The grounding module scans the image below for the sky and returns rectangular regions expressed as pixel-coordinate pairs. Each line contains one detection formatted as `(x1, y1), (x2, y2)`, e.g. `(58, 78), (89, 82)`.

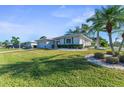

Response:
(0, 5), (119, 42)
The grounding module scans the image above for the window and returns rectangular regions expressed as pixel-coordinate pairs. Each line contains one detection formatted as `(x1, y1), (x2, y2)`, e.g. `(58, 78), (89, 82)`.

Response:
(66, 39), (71, 44)
(56, 41), (60, 45)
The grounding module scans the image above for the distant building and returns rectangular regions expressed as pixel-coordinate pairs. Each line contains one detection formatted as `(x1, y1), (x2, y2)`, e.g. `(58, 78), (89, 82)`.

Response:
(36, 33), (92, 49)
(21, 41), (37, 49)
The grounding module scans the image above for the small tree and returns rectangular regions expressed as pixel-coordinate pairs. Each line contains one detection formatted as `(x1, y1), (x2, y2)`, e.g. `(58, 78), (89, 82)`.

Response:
(118, 33), (124, 53)
(40, 36), (47, 39)
(87, 6), (124, 55)
(0, 42), (2, 47)
(87, 9), (103, 49)
(11, 36), (20, 48)
(99, 37), (109, 47)
(2, 40), (10, 48)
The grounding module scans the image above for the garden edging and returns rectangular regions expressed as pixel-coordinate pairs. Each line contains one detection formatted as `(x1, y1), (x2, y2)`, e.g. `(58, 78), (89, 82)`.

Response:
(85, 54), (124, 70)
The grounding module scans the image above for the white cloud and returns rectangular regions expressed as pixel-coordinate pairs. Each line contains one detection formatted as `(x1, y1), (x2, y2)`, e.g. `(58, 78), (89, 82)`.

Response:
(0, 21), (27, 34)
(0, 21), (23, 28)
(66, 9), (94, 27)
(59, 5), (66, 9)
(0, 21), (35, 41)
(52, 6), (94, 28)
(51, 6), (76, 18)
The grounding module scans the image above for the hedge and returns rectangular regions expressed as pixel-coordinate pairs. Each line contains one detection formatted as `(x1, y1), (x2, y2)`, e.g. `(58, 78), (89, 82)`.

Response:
(106, 57), (119, 64)
(94, 52), (104, 59)
(119, 55), (124, 63)
(57, 44), (83, 49)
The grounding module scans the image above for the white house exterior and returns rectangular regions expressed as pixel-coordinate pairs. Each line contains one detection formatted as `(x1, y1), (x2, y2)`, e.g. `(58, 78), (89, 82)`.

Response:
(21, 41), (37, 48)
(36, 33), (92, 49)
(36, 39), (53, 49)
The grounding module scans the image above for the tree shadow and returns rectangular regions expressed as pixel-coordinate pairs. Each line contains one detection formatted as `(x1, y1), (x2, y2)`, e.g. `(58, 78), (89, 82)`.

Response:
(0, 54), (100, 79)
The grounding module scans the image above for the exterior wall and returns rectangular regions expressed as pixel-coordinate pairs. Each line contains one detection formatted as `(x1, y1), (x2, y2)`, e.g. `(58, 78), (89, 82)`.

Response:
(59, 39), (64, 45)
(79, 38), (83, 44)
(81, 38), (92, 47)
(37, 40), (53, 49)
(58, 37), (82, 45)
(85, 40), (91, 46)
(64, 37), (72, 44)
(36, 34), (92, 49)
(73, 37), (80, 44)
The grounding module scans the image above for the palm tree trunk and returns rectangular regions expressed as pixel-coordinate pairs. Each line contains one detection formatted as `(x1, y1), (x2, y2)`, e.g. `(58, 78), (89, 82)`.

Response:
(96, 31), (100, 49)
(108, 33), (115, 55)
(118, 39), (124, 53)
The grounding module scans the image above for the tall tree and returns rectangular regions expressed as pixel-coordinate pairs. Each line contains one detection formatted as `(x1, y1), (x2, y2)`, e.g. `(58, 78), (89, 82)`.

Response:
(11, 36), (20, 48)
(81, 24), (90, 33)
(99, 6), (124, 55)
(66, 24), (91, 36)
(118, 33), (124, 53)
(87, 9), (103, 49)
(2, 40), (10, 48)
(66, 29), (74, 34)
(0, 42), (2, 47)
(40, 36), (47, 39)
(73, 26), (81, 33)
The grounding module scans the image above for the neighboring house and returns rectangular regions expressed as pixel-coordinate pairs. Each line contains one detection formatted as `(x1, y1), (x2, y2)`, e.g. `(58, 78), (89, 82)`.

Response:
(36, 38), (53, 49)
(21, 41), (37, 49)
(36, 33), (92, 49)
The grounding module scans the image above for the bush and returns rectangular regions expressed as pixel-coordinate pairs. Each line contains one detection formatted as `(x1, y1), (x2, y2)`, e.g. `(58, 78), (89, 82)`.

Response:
(106, 57), (119, 64)
(94, 52), (104, 59)
(119, 55), (124, 63)
(106, 51), (113, 55)
(113, 51), (119, 57)
(57, 44), (83, 49)
(99, 37), (109, 47)
(106, 51), (119, 57)
(30, 63), (42, 79)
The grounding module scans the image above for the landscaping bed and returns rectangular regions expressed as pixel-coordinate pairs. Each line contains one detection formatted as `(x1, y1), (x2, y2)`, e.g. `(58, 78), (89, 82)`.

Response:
(85, 51), (124, 70)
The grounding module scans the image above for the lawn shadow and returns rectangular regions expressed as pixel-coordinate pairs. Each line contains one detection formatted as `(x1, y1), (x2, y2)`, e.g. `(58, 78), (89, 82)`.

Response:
(0, 54), (100, 79)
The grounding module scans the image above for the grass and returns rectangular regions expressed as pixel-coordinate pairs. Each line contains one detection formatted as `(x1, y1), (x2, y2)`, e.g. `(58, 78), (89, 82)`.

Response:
(0, 49), (124, 87)
(0, 48), (17, 52)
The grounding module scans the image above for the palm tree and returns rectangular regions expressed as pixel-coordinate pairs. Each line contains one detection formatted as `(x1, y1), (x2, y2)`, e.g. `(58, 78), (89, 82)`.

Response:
(99, 6), (124, 55)
(66, 29), (73, 34)
(2, 40), (10, 48)
(81, 24), (92, 37)
(66, 26), (81, 34)
(40, 36), (47, 39)
(66, 24), (91, 37)
(11, 36), (20, 48)
(88, 6), (124, 55)
(118, 33), (124, 53)
(73, 26), (81, 33)
(81, 24), (90, 33)
(87, 9), (103, 49)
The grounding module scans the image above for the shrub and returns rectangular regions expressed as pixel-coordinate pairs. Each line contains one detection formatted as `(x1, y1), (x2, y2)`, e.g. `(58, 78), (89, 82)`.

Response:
(85, 46), (91, 48)
(30, 63), (42, 79)
(106, 57), (119, 64)
(57, 44), (84, 49)
(119, 55), (124, 63)
(106, 51), (119, 57)
(94, 52), (104, 59)
(106, 51), (113, 55)
(113, 51), (119, 57)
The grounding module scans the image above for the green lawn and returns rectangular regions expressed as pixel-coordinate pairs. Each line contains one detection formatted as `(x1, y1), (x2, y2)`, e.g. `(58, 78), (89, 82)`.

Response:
(0, 48), (17, 52)
(0, 49), (124, 87)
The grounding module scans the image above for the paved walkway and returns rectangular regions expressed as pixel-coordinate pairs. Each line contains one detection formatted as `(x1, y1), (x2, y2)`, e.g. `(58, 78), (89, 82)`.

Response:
(56, 48), (88, 51)
(85, 54), (124, 70)
(0, 49), (25, 54)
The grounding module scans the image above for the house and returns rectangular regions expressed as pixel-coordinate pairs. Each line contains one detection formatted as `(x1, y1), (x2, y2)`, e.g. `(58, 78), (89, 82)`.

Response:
(36, 33), (92, 49)
(21, 41), (37, 49)
(36, 38), (53, 49)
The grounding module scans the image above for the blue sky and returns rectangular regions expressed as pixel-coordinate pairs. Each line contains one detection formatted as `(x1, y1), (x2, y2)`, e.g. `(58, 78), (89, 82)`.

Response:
(0, 5), (119, 42)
